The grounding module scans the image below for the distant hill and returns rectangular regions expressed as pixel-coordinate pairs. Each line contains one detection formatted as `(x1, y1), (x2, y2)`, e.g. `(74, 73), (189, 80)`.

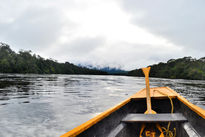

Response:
(99, 67), (127, 75)
(128, 57), (205, 80)
(78, 64), (127, 75)
(0, 42), (107, 75)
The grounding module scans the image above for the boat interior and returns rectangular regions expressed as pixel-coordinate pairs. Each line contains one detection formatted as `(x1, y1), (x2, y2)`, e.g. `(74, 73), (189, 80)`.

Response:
(77, 97), (204, 137)
(61, 68), (205, 137)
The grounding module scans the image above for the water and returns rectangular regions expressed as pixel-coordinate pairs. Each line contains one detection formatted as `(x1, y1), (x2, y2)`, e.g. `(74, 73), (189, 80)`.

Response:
(0, 74), (204, 137)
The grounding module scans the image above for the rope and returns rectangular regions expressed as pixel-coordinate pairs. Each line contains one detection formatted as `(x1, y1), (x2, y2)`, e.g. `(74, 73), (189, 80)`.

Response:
(153, 90), (176, 137)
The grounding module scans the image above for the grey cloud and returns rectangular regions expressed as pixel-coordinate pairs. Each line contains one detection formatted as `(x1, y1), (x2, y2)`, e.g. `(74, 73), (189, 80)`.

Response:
(120, 0), (205, 56)
(74, 42), (184, 70)
(1, 0), (203, 70)
(50, 36), (106, 62)
(0, 4), (65, 52)
(65, 37), (105, 55)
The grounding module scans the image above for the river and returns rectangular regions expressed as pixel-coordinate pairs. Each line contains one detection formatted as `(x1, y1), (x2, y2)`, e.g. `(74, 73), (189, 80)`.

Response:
(0, 74), (204, 137)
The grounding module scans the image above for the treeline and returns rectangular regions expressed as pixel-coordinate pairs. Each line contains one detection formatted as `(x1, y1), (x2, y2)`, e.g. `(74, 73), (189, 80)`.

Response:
(79, 64), (128, 75)
(0, 43), (107, 75)
(128, 57), (205, 80)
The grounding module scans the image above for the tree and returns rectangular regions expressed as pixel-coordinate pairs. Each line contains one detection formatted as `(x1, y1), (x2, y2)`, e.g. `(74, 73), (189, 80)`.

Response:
(0, 43), (107, 75)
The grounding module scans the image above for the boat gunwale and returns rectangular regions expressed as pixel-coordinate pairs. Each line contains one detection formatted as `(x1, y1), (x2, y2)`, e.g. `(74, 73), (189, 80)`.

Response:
(61, 87), (205, 137)
(166, 87), (205, 119)
(60, 97), (131, 137)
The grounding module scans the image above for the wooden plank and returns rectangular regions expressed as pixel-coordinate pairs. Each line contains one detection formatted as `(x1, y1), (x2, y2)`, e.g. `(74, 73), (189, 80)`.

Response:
(182, 122), (201, 137)
(107, 123), (125, 137)
(122, 113), (187, 123)
(131, 87), (177, 99)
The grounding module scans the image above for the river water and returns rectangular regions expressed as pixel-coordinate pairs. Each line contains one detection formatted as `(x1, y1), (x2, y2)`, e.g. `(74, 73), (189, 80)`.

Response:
(0, 74), (204, 137)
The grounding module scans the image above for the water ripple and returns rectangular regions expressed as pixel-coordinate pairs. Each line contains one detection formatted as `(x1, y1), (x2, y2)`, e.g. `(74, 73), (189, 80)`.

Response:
(0, 74), (204, 137)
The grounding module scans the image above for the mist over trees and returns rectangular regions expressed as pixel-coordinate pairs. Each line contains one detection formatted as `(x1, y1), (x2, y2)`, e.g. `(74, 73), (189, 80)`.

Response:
(0, 42), (107, 75)
(128, 57), (205, 80)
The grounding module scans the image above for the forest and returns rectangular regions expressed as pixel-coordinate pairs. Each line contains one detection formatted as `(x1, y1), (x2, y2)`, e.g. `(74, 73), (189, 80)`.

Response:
(1, 42), (205, 80)
(128, 57), (205, 80)
(0, 43), (107, 75)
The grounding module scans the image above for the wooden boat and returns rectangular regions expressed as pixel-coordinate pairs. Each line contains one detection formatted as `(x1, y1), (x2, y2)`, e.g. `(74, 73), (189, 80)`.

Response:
(61, 68), (205, 137)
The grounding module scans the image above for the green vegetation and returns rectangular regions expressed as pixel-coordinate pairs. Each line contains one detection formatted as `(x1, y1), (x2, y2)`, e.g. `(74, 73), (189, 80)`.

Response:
(128, 57), (205, 80)
(0, 42), (107, 75)
(1, 42), (205, 80)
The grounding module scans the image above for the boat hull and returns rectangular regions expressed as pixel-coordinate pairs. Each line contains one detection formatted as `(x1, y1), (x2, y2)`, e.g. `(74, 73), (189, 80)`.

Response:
(61, 87), (205, 137)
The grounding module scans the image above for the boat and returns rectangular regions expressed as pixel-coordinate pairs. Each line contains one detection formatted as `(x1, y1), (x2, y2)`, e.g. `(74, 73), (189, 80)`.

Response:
(61, 67), (205, 137)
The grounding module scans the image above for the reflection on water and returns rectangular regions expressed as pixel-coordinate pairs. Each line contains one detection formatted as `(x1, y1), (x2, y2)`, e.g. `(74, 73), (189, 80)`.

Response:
(0, 74), (204, 137)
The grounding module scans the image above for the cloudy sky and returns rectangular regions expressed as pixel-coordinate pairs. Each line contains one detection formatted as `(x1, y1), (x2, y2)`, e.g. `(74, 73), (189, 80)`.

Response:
(0, 0), (204, 70)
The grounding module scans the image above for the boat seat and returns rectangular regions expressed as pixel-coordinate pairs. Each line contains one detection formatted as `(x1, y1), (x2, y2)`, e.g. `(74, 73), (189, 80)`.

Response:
(122, 113), (187, 123)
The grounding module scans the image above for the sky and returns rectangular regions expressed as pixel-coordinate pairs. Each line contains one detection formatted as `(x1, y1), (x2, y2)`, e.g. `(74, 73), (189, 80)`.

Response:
(0, 0), (204, 70)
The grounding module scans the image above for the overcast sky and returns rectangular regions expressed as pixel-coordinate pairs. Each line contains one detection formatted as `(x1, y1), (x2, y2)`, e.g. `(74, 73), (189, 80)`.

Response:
(0, 0), (204, 70)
